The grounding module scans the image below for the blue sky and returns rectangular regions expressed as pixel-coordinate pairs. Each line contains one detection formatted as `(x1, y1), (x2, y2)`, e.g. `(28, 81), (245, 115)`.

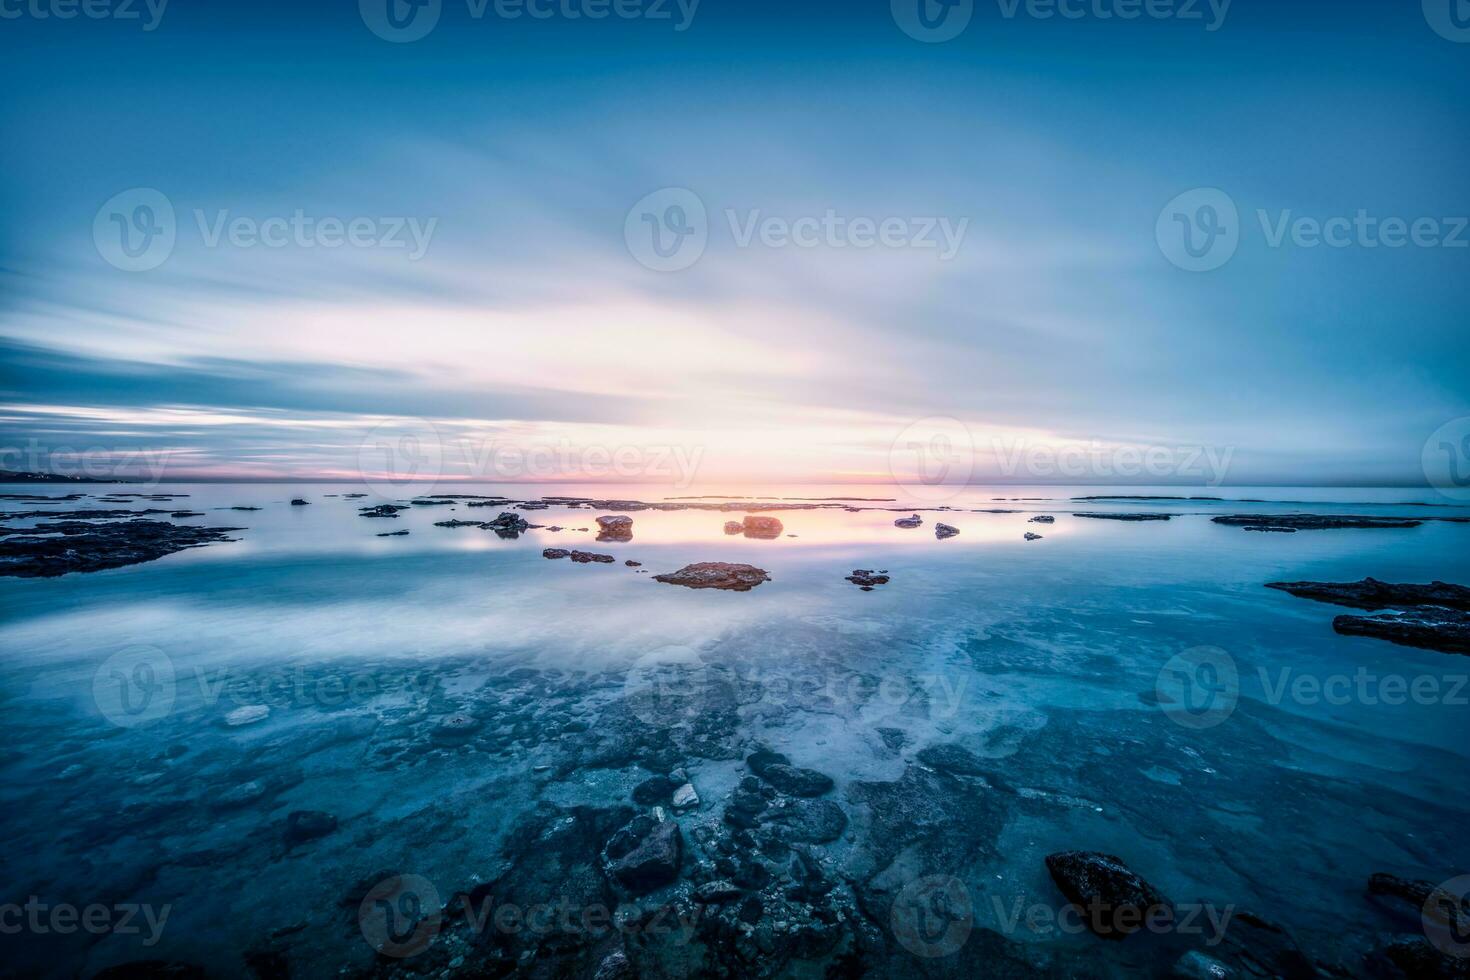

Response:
(1, 0), (1467, 484)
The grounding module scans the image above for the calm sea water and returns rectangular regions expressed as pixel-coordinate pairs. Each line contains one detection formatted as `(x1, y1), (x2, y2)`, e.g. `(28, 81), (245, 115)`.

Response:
(2, 484), (1468, 977)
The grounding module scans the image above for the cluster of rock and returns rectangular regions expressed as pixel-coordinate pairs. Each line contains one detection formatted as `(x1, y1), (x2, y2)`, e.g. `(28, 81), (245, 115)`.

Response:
(1267, 578), (1470, 654)
(0, 519), (243, 578)
(543, 549), (616, 564)
(433, 512), (536, 538)
(846, 569), (890, 591)
(1216, 514), (1422, 532)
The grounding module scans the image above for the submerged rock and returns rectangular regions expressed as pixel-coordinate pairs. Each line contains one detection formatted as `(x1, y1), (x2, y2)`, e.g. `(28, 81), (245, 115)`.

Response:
(759, 763), (834, 797)
(894, 514), (923, 529)
(934, 523), (960, 539)
(222, 704), (270, 728)
(284, 810), (337, 844)
(1044, 851), (1169, 940)
(723, 521), (745, 535)
(602, 814), (683, 895)
(846, 569), (890, 590)
(0, 520), (243, 578)
(654, 562), (771, 591)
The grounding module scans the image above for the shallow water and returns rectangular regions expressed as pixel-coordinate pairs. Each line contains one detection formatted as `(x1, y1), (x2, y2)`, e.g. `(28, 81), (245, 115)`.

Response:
(2, 483), (1468, 977)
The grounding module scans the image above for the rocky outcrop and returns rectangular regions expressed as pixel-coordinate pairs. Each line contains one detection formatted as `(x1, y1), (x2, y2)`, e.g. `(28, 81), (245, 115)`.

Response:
(570, 551), (616, 564)
(290, 498), (310, 506)
(934, 523), (959, 539)
(1333, 607), (1470, 654)
(893, 514), (923, 529)
(1213, 514), (1421, 531)
(758, 763), (834, 797)
(654, 563), (770, 591)
(1073, 513), (1172, 522)
(1044, 851), (1169, 940)
(742, 515), (784, 539)
(0, 520), (242, 578)
(601, 814), (682, 895)
(846, 569), (890, 590)
(1267, 578), (1470, 612)
(596, 515), (634, 542)
(358, 504), (409, 518)
(1030, 515), (1055, 523)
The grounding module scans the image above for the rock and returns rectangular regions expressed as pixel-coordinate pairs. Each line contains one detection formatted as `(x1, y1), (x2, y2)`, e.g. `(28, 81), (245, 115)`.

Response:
(625, 560), (642, 567)
(0, 520), (243, 578)
(1373, 935), (1470, 980)
(742, 515), (784, 539)
(431, 713), (482, 743)
(596, 516), (634, 542)
(1213, 514), (1420, 530)
(694, 880), (743, 904)
(376, 530), (410, 537)
(1044, 851), (1169, 940)
(602, 814), (683, 895)
(434, 519), (485, 528)
(745, 750), (790, 777)
(724, 521), (745, 535)
(223, 705), (270, 727)
(592, 949), (633, 980)
(1024, 532), (1043, 541)
(672, 783), (700, 809)
(934, 523), (959, 539)
(916, 743), (989, 777)
(483, 512), (532, 537)
(763, 798), (847, 844)
(289, 498), (309, 506)
(284, 810), (337, 844)
(1267, 578), (1470, 612)
(543, 548), (571, 560)
(1332, 607), (1470, 654)
(1030, 515), (1055, 524)
(846, 569), (890, 590)
(632, 775), (675, 805)
(410, 498), (454, 506)
(654, 562), (771, 592)
(759, 764), (834, 797)
(570, 551), (616, 564)
(893, 514), (923, 529)
(1073, 513), (1172, 521)
(358, 504), (409, 518)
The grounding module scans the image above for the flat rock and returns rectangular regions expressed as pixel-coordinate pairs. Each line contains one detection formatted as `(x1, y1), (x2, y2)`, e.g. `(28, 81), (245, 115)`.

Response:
(758, 763), (834, 797)
(1029, 515), (1055, 524)
(1213, 514), (1420, 530)
(1073, 513), (1172, 522)
(358, 504), (409, 518)
(1044, 851), (1169, 940)
(654, 562), (770, 591)
(893, 514), (923, 529)
(570, 550), (616, 564)
(1333, 607), (1470, 654)
(1267, 578), (1470, 612)
(0, 520), (242, 578)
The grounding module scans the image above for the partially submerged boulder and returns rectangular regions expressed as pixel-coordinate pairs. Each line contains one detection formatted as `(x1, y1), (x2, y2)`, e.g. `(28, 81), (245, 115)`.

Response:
(1044, 851), (1169, 940)
(602, 814), (682, 895)
(654, 563), (770, 591)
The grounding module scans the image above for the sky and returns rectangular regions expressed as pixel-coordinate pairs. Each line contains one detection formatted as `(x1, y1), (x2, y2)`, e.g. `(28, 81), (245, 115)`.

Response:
(1, 0), (1467, 486)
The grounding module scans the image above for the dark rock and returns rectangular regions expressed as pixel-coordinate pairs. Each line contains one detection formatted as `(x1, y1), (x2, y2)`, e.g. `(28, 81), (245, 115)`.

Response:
(289, 498), (309, 506)
(916, 743), (990, 777)
(1267, 578), (1470, 612)
(358, 504), (409, 518)
(694, 880), (743, 904)
(1030, 515), (1055, 523)
(1024, 532), (1043, 541)
(654, 562), (771, 591)
(228, 506), (262, 511)
(894, 514), (923, 528)
(602, 815), (683, 895)
(483, 512), (532, 537)
(410, 498), (454, 506)
(1073, 512), (1172, 521)
(570, 550), (616, 564)
(284, 810), (337, 844)
(625, 560), (642, 567)
(759, 763), (834, 797)
(846, 569), (890, 590)
(1333, 607), (1470, 654)
(376, 530), (410, 537)
(1213, 514), (1420, 530)
(934, 522), (960, 539)
(434, 519), (485, 528)
(1373, 935), (1470, 980)
(1044, 851), (1169, 940)
(745, 750), (790, 777)
(632, 775), (676, 805)
(0, 520), (243, 578)
(543, 548), (571, 560)
(763, 797), (848, 843)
